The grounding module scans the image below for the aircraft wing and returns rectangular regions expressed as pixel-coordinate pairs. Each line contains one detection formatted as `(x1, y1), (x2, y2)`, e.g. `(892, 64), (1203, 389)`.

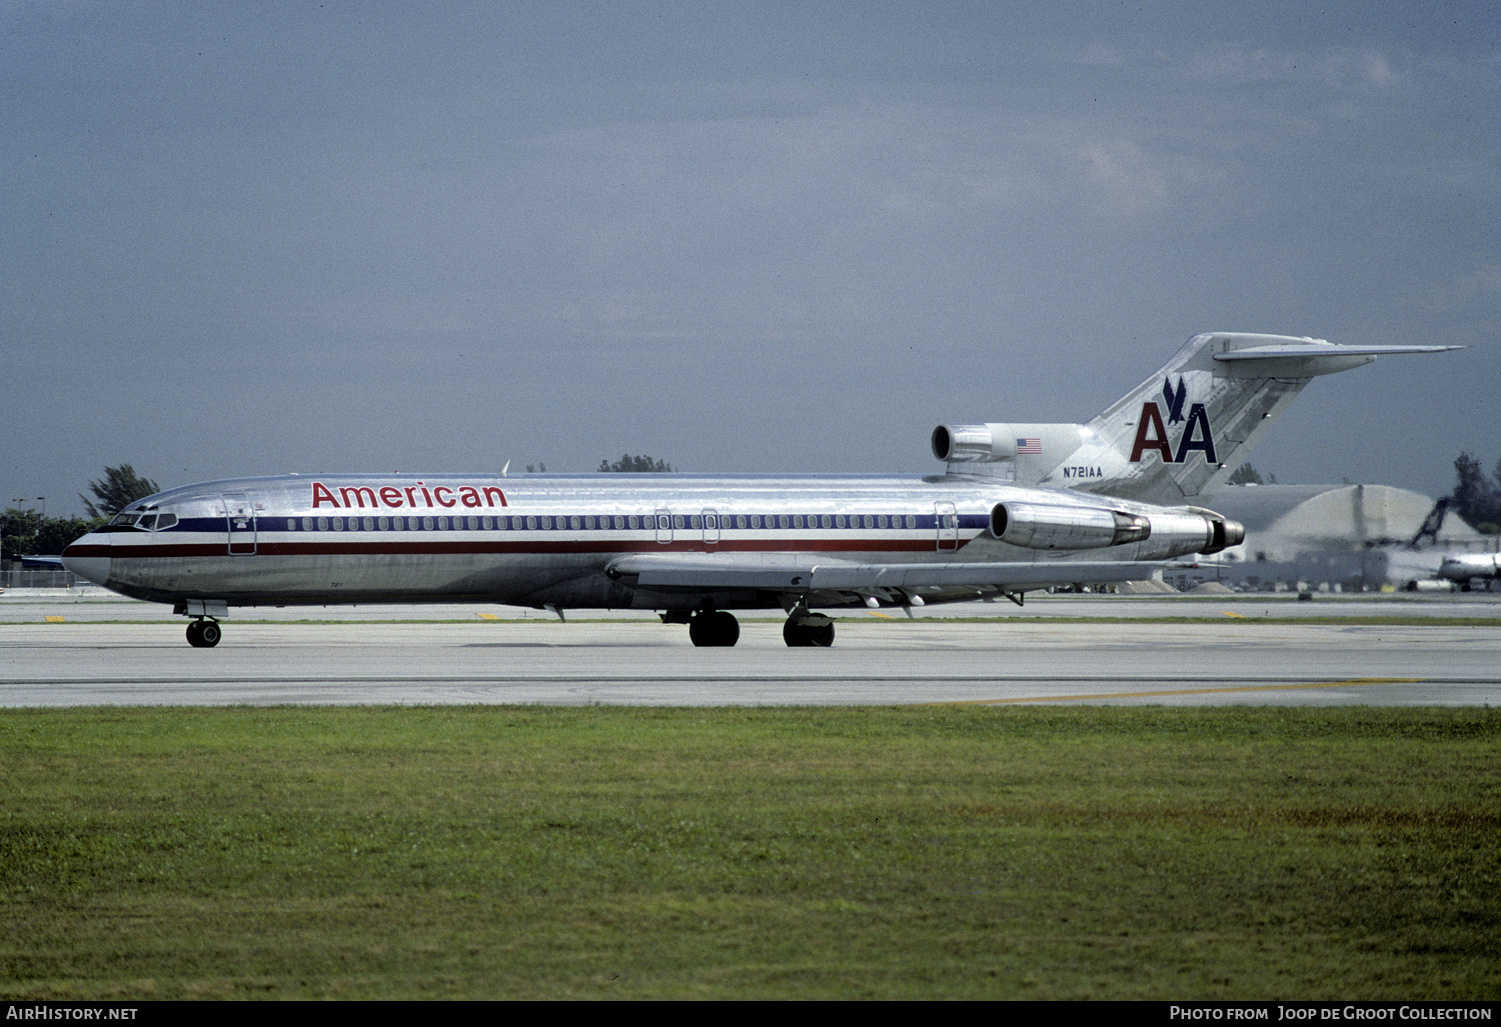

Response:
(607, 553), (1181, 593)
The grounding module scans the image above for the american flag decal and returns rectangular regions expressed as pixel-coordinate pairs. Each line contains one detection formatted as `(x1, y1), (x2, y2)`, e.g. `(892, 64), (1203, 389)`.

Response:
(1016, 437), (1042, 455)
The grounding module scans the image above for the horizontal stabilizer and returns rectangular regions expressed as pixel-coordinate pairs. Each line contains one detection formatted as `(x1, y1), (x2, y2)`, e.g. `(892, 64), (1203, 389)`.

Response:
(1036, 332), (1465, 504)
(1213, 343), (1461, 361)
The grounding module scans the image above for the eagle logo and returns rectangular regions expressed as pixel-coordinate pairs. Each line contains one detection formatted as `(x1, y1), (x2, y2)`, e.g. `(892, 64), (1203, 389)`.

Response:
(1162, 376), (1188, 425)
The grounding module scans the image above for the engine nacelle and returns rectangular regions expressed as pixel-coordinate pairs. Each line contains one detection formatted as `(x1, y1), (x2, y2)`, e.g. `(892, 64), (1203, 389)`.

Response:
(990, 502), (1150, 550)
(989, 502), (1244, 557)
(1137, 508), (1245, 558)
(934, 424), (1013, 463)
(931, 422), (1087, 463)
(1194, 508), (1246, 555)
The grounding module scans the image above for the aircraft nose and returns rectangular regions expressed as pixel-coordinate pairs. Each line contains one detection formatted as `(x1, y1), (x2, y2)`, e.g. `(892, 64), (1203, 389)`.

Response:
(61, 532), (111, 586)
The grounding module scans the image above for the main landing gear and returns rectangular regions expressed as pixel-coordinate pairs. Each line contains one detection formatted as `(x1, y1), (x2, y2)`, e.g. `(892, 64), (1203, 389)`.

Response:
(782, 611), (835, 648)
(186, 619), (221, 648)
(675, 608), (836, 648)
(687, 609), (740, 647)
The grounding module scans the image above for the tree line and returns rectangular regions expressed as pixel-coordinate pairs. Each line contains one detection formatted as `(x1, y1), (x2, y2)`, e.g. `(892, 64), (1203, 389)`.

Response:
(598, 454), (673, 473)
(2, 465), (160, 560)
(1451, 452), (1501, 533)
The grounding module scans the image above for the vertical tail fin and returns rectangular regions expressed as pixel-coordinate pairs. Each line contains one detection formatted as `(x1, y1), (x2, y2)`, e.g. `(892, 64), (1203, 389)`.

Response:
(932, 333), (1460, 504)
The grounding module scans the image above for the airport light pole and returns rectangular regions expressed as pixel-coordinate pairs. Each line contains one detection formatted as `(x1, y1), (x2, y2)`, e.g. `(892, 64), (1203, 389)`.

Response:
(5, 499), (37, 582)
(5, 501), (27, 584)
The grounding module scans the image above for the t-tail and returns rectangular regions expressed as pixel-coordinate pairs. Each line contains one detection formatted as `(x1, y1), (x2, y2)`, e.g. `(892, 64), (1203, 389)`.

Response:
(930, 332), (1460, 505)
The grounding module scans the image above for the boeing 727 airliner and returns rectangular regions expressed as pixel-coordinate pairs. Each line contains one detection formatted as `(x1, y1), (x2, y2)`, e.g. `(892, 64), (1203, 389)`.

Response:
(62, 333), (1457, 647)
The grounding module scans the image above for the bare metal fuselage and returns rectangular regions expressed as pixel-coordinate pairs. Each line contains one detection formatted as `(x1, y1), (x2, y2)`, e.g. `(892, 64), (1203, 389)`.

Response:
(64, 471), (1213, 613)
(60, 332), (1458, 648)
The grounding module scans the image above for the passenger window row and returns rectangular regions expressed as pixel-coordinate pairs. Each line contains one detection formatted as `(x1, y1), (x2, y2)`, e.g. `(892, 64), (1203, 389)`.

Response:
(285, 512), (929, 532)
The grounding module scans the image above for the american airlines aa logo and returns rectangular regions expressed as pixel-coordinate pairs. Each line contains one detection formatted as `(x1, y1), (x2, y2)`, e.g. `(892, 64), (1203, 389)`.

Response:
(1128, 376), (1217, 464)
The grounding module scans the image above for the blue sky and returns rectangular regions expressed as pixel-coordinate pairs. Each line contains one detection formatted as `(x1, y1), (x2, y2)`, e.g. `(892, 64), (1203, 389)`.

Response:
(4, 1), (1497, 517)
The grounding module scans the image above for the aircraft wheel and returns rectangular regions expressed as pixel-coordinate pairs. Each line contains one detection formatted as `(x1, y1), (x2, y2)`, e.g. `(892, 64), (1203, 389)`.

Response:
(710, 611), (740, 647)
(689, 610), (740, 647)
(783, 614), (834, 648)
(187, 620), (221, 648)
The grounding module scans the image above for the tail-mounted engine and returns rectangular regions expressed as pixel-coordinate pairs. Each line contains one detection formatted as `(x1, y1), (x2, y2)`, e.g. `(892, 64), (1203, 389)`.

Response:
(932, 422), (1087, 464)
(989, 501), (1243, 557)
(990, 502), (1149, 550)
(1189, 506), (1246, 555)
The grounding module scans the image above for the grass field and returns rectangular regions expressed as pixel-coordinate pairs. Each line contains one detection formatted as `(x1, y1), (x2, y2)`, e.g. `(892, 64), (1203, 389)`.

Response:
(1, 706), (1497, 1000)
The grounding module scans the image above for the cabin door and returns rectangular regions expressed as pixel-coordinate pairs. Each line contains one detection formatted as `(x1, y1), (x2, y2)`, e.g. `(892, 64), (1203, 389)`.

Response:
(223, 493), (258, 555)
(934, 501), (959, 552)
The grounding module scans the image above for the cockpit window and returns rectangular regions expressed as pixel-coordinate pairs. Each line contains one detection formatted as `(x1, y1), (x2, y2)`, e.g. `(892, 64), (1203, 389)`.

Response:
(107, 509), (177, 531)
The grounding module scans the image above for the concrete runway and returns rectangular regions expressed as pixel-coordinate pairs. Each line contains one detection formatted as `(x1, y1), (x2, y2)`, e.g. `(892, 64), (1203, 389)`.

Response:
(2, 591), (1498, 706)
(3, 585), (1498, 620)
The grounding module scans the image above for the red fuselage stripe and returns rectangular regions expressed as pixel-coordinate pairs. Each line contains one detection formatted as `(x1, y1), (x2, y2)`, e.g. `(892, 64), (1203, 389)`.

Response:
(96, 537), (944, 559)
